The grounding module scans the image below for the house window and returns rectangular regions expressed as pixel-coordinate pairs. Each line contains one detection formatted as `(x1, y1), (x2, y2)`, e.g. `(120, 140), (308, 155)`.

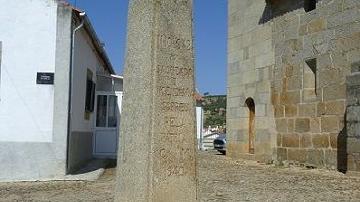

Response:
(95, 95), (118, 128)
(96, 95), (107, 127)
(85, 69), (96, 115)
(304, 0), (316, 12)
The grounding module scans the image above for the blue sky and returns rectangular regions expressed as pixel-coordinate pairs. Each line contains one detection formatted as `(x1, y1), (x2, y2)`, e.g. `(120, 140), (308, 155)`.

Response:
(68, 0), (227, 95)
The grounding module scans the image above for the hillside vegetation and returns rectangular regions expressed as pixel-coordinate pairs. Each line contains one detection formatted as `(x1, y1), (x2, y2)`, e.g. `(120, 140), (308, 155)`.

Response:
(201, 95), (226, 128)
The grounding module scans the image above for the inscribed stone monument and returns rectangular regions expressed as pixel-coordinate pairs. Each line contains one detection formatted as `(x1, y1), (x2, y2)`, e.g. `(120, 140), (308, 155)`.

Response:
(115, 0), (197, 201)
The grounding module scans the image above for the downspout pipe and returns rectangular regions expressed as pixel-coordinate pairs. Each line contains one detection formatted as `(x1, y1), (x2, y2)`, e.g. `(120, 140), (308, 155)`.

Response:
(66, 11), (86, 173)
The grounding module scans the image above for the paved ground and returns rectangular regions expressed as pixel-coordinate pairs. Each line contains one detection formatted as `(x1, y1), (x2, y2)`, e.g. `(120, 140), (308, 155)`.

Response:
(0, 169), (115, 202)
(198, 151), (360, 201)
(1, 151), (360, 201)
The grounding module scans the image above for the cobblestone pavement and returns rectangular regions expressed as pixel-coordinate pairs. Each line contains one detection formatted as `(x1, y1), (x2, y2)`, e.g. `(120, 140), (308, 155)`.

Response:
(1, 151), (360, 201)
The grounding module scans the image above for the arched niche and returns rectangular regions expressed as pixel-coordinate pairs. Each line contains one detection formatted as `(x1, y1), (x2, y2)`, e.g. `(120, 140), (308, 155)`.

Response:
(245, 98), (255, 154)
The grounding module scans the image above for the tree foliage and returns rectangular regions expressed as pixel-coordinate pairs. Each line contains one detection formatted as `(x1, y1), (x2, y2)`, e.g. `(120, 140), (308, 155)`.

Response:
(202, 95), (227, 128)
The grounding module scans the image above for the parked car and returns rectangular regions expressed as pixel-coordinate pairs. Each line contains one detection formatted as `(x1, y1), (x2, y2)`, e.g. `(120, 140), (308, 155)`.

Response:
(213, 134), (226, 154)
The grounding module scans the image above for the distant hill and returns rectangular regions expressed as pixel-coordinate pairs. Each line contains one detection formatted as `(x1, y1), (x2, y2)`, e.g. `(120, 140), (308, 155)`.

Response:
(201, 95), (227, 128)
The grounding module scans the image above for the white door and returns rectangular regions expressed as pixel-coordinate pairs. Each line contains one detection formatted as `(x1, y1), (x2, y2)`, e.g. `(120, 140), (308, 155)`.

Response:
(93, 93), (121, 158)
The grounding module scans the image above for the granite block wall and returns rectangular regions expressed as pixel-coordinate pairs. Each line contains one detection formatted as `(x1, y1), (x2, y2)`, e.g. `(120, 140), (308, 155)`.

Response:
(346, 72), (360, 171)
(227, 0), (276, 162)
(228, 0), (360, 170)
(272, 0), (360, 169)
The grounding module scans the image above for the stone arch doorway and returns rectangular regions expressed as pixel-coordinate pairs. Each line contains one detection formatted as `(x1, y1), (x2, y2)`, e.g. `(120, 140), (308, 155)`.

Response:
(245, 98), (255, 154)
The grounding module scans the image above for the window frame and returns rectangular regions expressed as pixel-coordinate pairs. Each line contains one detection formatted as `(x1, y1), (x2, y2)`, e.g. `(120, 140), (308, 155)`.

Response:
(85, 69), (96, 114)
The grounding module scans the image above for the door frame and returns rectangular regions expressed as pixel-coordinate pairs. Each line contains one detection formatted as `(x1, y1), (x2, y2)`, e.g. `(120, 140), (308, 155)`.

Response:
(93, 91), (120, 158)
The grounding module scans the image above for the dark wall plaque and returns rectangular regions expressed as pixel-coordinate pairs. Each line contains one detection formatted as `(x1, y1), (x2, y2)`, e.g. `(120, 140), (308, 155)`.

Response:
(36, 72), (54, 85)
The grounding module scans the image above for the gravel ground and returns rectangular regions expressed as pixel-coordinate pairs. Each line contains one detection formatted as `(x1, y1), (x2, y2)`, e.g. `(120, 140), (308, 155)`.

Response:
(198, 151), (360, 202)
(0, 168), (115, 202)
(1, 151), (360, 201)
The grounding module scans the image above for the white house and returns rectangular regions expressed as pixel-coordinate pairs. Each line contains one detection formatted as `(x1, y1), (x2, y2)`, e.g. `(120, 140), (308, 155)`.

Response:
(195, 92), (204, 150)
(0, 0), (123, 181)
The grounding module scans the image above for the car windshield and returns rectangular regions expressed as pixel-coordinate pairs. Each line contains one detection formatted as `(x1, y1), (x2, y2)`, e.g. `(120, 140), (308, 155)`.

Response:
(217, 133), (226, 139)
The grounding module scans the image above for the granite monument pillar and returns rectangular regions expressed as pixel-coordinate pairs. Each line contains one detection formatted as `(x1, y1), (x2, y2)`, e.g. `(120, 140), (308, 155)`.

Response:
(115, 0), (197, 201)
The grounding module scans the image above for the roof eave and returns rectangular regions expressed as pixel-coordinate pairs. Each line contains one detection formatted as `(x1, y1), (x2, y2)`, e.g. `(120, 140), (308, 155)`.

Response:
(72, 10), (116, 75)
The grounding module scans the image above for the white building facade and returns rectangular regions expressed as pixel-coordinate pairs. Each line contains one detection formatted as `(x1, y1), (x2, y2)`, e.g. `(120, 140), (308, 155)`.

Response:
(0, 0), (122, 181)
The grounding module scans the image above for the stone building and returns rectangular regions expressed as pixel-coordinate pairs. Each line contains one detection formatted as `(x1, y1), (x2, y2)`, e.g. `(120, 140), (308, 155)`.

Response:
(227, 0), (360, 172)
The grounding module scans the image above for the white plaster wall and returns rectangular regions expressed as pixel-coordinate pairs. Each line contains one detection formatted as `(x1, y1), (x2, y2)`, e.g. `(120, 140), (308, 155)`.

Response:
(67, 28), (112, 172)
(196, 106), (204, 150)
(71, 29), (103, 132)
(196, 107), (203, 140)
(0, 0), (57, 142)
